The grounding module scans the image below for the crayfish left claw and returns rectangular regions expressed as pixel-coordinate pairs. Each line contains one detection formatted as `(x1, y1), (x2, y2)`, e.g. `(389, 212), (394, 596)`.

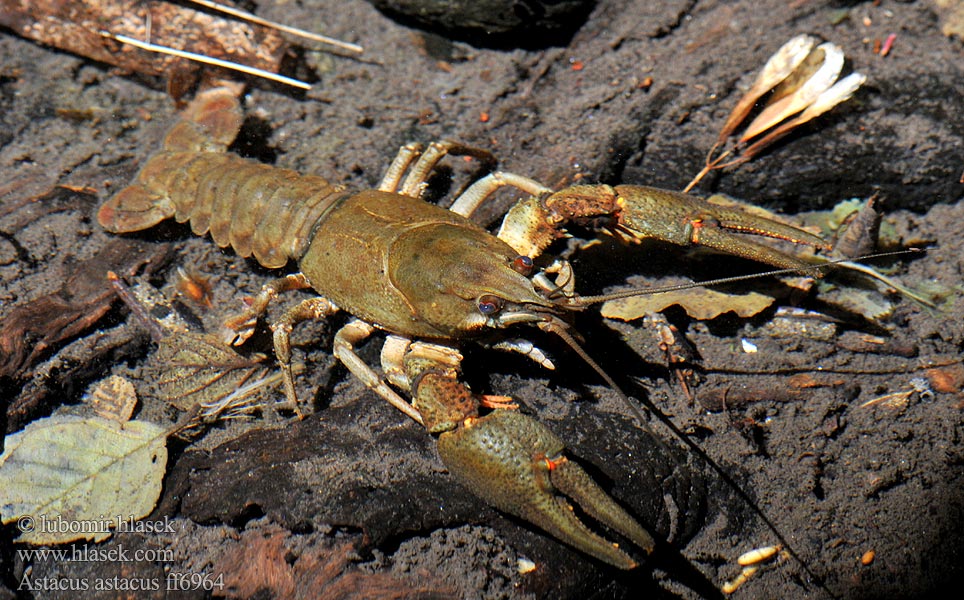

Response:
(437, 409), (654, 569)
(610, 185), (831, 273)
(500, 184), (831, 275)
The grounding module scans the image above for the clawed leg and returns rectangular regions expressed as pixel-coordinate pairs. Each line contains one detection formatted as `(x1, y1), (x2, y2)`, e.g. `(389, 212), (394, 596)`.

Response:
(378, 143), (423, 192)
(335, 320), (423, 425)
(400, 141), (496, 197)
(392, 343), (654, 568)
(438, 410), (655, 569)
(498, 183), (831, 272)
(448, 171), (553, 218)
(378, 140), (497, 198)
(612, 185), (831, 272)
(380, 140), (553, 220)
(222, 273), (315, 345)
(269, 296), (338, 416)
(218, 272), (342, 416)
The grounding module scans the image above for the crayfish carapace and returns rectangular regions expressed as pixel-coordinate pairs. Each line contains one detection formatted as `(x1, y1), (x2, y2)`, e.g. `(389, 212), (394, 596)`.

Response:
(98, 87), (830, 569)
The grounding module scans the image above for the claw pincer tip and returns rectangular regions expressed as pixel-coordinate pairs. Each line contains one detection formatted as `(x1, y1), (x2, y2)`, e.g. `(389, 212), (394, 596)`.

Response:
(437, 410), (653, 569)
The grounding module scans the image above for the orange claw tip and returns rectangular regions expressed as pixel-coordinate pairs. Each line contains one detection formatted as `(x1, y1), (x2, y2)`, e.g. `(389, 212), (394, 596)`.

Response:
(438, 410), (653, 570)
(479, 394), (517, 410)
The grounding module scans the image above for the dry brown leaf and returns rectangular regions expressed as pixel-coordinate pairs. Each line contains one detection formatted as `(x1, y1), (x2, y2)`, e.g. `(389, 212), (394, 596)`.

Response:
(925, 363), (964, 393)
(741, 72), (866, 160)
(147, 332), (269, 411)
(689, 35), (865, 192)
(88, 375), (138, 422)
(601, 287), (775, 321)
(741, 43), (844, 141)
(934, 0), (964, 40)
(717, 34), (819, 142)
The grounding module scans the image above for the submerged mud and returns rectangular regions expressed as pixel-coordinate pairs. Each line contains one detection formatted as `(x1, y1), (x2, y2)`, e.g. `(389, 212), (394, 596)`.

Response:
(2, 1), (962, 598)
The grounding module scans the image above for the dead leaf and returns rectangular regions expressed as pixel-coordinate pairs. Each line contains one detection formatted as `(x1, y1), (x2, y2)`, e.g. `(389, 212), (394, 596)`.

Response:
(820, 286), (895, 321)
(602, 287), (775, 321)
(688, 36), (865, 191)
(741, 71), (865, 163)
(87, 375), (138, 422)
(832, 196), (882, 258)
(926, 363), (964, 393)
(147, 332), (269, 411)
(934, 0), (964, 40)
(0, 414), (167, 544)
(717, 34), (819, 142)
(741, 43), (844, 141)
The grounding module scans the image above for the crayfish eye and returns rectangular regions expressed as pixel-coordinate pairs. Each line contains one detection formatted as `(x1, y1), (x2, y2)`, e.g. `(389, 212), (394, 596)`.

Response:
(477, 294), (504, 315)
(511, 255), (534, 275)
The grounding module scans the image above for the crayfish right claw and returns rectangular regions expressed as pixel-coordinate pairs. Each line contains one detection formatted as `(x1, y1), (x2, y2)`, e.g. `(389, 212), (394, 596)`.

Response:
(437, 409), (654, 569)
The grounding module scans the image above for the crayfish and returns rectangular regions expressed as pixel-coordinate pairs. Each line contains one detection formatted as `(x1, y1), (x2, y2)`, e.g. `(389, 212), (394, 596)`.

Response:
(98, 87), (830, 569)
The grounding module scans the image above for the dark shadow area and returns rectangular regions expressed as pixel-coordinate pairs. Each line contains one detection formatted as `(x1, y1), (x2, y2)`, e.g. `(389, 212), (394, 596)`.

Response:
(367, 0), (597, 50)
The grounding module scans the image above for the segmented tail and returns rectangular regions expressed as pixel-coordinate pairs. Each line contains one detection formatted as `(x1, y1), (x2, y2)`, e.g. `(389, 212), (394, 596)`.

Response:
(98, 87), (346, 269)
(97, 87), (243, 234)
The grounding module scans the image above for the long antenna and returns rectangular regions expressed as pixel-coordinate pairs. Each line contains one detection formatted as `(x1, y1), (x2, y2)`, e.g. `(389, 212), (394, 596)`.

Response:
(570, 249), (925, 307)
(540, 315), (838, 597)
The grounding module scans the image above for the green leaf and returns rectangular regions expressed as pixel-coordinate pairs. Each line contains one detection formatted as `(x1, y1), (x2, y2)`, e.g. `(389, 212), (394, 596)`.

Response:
(0, 414), (167, 544)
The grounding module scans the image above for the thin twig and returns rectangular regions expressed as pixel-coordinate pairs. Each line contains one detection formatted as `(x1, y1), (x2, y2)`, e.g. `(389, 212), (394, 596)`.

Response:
(184, 0), (363, 53)
(100, 31), (313, 90)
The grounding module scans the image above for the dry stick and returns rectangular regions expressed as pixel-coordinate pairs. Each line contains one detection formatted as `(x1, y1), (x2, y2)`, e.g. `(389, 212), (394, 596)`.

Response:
(704, 357), (964, 377)
(107, 271), (167, 342)
(682, 142), (771, 194)
(99, 31), (314, 90)
(183, 0), (363, 53)
(682, 142), (734, 193)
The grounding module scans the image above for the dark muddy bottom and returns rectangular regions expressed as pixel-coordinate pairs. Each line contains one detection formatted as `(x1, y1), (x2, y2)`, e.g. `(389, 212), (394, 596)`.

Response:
(1, 1), (962, 599)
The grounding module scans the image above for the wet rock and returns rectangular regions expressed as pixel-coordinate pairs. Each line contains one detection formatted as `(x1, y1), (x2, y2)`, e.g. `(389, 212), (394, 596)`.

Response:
(160, 393), (707, 579)
(363, 0), (596, 47)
